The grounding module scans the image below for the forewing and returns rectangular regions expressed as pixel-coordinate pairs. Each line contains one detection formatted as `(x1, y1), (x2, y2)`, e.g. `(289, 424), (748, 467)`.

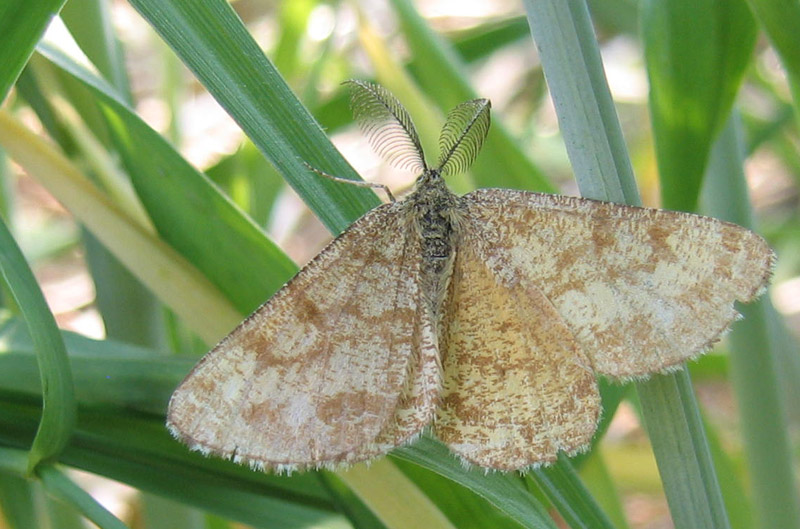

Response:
(435, 228), (600, 470)
(460, 189), (775, 379)
(167, 202), (437, 471)
(345, 297), (441, 461)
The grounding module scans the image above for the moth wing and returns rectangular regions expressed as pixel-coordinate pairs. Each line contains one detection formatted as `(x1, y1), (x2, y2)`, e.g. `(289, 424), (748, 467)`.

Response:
(167, 202), (438, 471)
(460, 189), (775, 379)
(435, 219), (600, 469)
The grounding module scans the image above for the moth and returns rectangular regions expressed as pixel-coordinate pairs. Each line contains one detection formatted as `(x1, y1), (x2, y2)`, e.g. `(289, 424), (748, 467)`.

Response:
(167, 80), (774, 472)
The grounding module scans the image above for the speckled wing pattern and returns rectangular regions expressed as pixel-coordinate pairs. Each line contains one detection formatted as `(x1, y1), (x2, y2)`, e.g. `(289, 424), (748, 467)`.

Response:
(434, 188), (773, 468)
(166, 201), (440, 472)
(458, 189), (775, 378)
(436, 228), (600, 469)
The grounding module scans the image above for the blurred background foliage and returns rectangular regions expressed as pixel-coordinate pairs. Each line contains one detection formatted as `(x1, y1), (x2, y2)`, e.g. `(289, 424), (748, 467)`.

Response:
(0, 0), (798, 528)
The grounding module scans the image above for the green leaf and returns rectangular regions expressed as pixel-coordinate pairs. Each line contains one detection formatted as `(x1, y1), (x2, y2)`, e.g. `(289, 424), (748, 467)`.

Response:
(522, 0), (639, 205)
(0, 471), (40, 529)
(205, 141), (286, 228)
(58, 0), (163, 351)
(0, 448), (31, 483)
(0, 0), (65, 101)
(531, 455), (617, 529)
(641, 0), (757, 211)
(451, 17), (531, 63)
(60, 0), (131, 98)
(0, 217), (76, 473)
(702, 114), (800, 529)
(0, 350), (188, 417)
(575, 454), (630, 529)
(35, 43), (297, 316)
(318, 472), (390, 529)
(745, 0), (800, 126)
(273, 0), (316, 81)
(636, 371), (730, 529)
(0, 404), (347, 529)
(394, 438), (558, 529)
(393, 459), (528, 529)
(701, 413), (753, 529)
(338, 460), (458, 529)
(38, 465), (130, 529)
(0, 109), (241, 343)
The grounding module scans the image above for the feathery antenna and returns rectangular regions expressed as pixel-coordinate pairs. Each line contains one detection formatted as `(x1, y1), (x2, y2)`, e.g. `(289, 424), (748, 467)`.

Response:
(436, 99), (491, 176)
(344, 80), (427, 174)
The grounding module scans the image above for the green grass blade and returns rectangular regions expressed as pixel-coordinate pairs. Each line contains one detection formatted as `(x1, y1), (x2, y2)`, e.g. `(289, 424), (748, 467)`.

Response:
(585, 0), (640, 36)
(205, 141), (286, 228)
(338, 461), (457, 529)
(0, 0), (65, 101)
(19, 55), (165, 349)
(35, 43), (297, 315)
(0, 448), (31, 481)
(0, 473), (40, 529)
(0, 403), (349, 529)
(636, 371), (730, 529)
(0, 217), (76, 473)
(388, 0), (553, 193)
(701, 413), (753, 529)
(0, 109), (241, 343)
(523, 0), (639, 205)
(392, 459), (529, 529)
(60, 0), (131, 99)
(576, 454), (630, 529)
(702, 114), (800, 529)
(394, 438), (558, 529)
(38, 465), (130, 529)
(127, 0), (380, 235)
(82, 234), (167, 348)
(530, 455), (617, 529)
(273, 0), (315, 82)
(57, 0), (164, 351)
(746, 0), (800, 126)
(452, 17), (530, 63)
(14, 67), (79, 155)
(0, 351), (189, 417)
(641, 0), (757, 212)
(523, 1), (734, 528)
(318, 472), (391, 529)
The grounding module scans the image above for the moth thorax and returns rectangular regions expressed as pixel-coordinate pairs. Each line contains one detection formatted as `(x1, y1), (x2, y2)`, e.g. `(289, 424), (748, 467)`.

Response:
(404, 170), (459, 319)
(411, 172), (457, 258)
